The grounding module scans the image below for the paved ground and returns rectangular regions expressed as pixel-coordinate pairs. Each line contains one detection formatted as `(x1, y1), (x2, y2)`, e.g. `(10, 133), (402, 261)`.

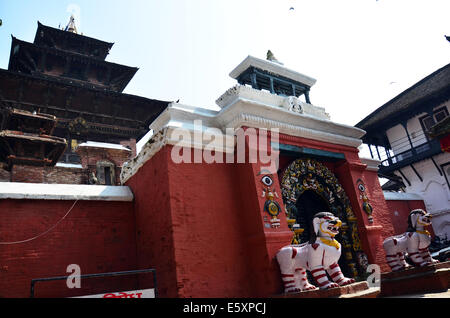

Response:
(386, 289), (450, 298)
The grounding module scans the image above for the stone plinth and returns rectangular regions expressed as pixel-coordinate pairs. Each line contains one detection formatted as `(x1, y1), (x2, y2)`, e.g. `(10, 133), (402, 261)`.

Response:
(380, 261), (450, 297)
(273, 281), (380, 298)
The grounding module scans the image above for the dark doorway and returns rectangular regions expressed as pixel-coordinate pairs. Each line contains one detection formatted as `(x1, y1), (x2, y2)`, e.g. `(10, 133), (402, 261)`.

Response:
(294, 190), (330, 244)
(104, 166), (112, 185)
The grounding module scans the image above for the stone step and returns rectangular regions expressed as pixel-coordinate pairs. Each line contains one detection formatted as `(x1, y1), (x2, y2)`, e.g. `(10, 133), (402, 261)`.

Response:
(273, 281), (380, 298)
(380, 261), (450, 297)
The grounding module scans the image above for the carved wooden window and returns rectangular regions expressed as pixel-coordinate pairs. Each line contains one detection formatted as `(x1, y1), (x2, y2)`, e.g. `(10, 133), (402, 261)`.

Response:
(419, 106), (449, 133)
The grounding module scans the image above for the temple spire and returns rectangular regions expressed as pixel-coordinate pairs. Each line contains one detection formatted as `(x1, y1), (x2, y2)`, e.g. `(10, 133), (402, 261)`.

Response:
(64, 14), (78, 34)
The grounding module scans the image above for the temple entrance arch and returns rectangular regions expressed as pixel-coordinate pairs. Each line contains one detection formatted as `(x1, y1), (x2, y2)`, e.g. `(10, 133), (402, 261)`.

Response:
(280, 158), (369, 279)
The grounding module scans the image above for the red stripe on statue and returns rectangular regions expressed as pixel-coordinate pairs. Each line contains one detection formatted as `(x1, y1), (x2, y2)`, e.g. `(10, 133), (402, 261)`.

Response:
(283, 280), (295, 285)
(311, 268), (324, 275)
(281, 274), (294, 278)
(314, 274), (327, 280)
(331, 271), (342, 279)
(329, 263), (339, 269)
(291, 248), (297, 259)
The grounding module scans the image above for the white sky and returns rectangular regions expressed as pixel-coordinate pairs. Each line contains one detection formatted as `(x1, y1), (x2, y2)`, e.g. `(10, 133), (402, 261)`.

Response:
(114, 0), (450, 127)
(1, 0), (449, 151)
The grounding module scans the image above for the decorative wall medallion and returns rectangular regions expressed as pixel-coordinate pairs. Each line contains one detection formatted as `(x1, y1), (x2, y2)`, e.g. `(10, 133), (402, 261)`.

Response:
(357, 179), (373, 223)
(260, 174), (282, 228)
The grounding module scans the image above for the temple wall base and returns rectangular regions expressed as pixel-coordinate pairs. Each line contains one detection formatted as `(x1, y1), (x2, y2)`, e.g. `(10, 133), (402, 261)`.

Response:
(380, 261), (450, 297)
(273, 281), (380, 298)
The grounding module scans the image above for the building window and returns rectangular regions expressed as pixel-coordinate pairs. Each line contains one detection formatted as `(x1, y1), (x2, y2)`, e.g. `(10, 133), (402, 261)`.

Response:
(96, 160), (115, 185)
(419, 106), (449, 132)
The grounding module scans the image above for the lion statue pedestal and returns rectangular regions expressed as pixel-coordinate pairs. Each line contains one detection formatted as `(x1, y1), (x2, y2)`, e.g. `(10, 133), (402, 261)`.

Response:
(276, 212), (355, 293)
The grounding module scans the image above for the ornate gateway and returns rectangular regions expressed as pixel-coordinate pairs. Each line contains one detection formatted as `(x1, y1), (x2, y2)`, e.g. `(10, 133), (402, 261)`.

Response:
(280, 158), (368, 279)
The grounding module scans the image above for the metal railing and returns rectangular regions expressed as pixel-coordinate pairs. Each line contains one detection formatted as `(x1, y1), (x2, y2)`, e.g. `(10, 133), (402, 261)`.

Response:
(378, 139), (442, 174)
(30, 268), (157, 298)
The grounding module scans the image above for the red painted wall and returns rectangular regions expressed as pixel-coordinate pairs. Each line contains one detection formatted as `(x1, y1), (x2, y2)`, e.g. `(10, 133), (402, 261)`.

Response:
(126, 146), (261, 297)
(125, 147), (179, 297)
(385, 199), (430, 236)
(125, 129), (397, 297)
(0, 199), (137, 298)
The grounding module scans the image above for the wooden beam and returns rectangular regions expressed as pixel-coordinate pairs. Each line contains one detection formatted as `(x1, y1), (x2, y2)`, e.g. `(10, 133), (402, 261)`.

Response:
(410, 164), (423, 182)
(397, 168), (411, 186)
(430, 156), (443, 176)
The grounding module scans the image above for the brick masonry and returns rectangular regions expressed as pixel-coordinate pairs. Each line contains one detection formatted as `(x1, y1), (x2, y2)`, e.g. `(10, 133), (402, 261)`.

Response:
(1, 140), (135, 185)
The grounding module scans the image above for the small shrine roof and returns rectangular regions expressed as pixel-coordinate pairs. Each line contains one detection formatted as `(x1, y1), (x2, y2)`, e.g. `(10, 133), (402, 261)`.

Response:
(229, 55), (317, 88)
(77, 141), (131, 151)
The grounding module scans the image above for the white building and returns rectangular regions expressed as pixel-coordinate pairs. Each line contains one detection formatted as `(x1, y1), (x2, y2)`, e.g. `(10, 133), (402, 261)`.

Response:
(356, 62), (450, 240)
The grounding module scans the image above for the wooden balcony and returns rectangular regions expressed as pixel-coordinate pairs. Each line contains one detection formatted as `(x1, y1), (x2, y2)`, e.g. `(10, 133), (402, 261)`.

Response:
(379, 138), (443, 175)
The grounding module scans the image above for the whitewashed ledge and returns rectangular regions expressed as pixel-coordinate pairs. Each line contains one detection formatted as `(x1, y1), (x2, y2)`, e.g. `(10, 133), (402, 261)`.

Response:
(383, 191), (423, 201)
(0, 182), (134, 201)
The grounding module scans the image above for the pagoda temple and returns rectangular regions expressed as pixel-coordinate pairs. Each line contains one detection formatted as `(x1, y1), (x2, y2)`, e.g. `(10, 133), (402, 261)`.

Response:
(0, 16), (169, 164)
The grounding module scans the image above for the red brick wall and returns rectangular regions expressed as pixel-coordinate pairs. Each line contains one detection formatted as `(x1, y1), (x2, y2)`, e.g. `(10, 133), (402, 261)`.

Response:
(76, 147), (131, 169)
(126, 146), (260, 297)
(125, 147), (178, 297)
(0, 199), (137, 298)
(44, 167), (87, 184)
(8, 165), (88, 184)
(11, 165), (45, 183)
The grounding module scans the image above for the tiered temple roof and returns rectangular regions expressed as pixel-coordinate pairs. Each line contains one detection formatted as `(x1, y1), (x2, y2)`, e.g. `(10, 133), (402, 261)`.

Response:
(1, 18), (170, 163)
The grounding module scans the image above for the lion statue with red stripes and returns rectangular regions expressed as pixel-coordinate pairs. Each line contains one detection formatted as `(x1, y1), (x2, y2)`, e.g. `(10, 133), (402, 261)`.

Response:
(276, 212), (355, 293)
(383, 209), (438, 272)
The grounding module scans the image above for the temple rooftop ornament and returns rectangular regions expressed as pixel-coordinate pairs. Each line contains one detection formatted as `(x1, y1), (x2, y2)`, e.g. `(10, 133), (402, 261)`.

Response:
(64, 14), (78, 34)
(229, 55), (316, 104)
(266, 50), (283, 65)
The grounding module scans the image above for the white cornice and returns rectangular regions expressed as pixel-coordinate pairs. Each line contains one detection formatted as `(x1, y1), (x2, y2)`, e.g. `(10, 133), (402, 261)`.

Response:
(121, 86), (367, 183)
(360, 158), (381, 172)
(0, 182), (134, 201)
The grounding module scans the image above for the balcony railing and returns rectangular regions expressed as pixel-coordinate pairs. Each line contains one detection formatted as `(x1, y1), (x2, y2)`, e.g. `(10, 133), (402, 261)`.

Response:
(379, 138), (442, 174)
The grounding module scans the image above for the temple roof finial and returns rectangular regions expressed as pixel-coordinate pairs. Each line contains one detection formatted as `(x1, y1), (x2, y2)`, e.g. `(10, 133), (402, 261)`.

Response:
(64, 14), (78, 34)
(266, 50), (283, 65)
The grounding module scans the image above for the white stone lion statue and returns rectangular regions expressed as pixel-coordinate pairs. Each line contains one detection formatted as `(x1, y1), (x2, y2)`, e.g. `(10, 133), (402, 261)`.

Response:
(383, 209), (438, 272)
(276, 212), (355, 293)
